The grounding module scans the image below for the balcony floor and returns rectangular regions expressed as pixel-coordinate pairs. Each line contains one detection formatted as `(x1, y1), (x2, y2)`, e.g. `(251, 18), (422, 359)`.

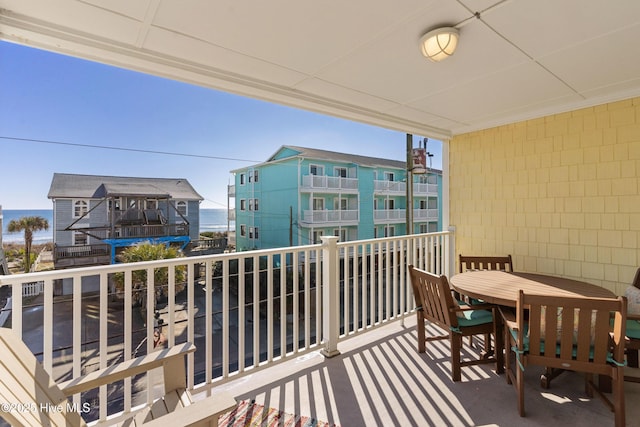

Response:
(204, 316), (640, 426)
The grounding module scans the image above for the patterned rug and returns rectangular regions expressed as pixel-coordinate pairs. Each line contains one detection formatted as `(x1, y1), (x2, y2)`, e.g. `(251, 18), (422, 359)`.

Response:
(219, 399), (339, 427)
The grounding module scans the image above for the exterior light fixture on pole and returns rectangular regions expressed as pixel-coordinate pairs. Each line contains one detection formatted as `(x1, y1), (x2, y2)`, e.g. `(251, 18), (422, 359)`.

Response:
(420, 27), (459, 62)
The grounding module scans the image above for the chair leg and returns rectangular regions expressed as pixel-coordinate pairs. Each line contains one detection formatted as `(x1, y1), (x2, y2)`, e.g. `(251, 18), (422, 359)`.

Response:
(516, 362), (525, 417)
(504, 327), (513, 384)
(451, 333), (462, 382)
(613, 370), (626, 427)
(417, 312), (426, 353)
(494, 318), (504, 375)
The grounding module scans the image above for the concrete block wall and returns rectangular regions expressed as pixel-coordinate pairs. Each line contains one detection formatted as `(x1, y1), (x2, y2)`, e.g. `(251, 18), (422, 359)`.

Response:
(450, 97), (640, 294)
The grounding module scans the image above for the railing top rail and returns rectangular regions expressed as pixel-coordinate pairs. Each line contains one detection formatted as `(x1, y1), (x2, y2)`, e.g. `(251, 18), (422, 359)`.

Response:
(0, 231), (452, 285)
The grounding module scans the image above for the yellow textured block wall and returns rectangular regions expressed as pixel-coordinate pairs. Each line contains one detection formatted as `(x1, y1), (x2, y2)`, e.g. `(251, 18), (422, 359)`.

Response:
(450, 97), (640, 294)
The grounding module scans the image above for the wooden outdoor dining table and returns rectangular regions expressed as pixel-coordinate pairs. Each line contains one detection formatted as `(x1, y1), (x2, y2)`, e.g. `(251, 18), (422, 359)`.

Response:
(449, 270), (617, 389)
(449, 270), (616, 307)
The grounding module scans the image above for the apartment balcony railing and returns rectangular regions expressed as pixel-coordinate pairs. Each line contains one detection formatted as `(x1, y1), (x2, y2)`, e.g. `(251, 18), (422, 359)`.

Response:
(374, 209), (437, 223)
(413, 182), (439, 195)
(301, 209), (359, 224)
(228, 184), (236, 197)
(0, 232), (452, 425)
(228, 208), (236, 220)
(54, 243), (111, 261)
(374, 180), (438, 196)
(413, 208), (439, 220)
(374, 180), (405, 194)
(301, 175), (359, 193)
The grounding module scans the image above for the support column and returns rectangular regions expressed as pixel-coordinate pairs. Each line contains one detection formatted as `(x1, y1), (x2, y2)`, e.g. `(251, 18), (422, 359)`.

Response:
(320, 236), (340, 357)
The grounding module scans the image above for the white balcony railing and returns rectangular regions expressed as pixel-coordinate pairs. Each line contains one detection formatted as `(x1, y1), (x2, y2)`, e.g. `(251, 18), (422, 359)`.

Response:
(413, 208), (439, 220)
(301, 175), (359, 192)
(374, 180), (405, 194)
(302, 209), (359, 224)
(414, 182), (438, 195)
(374, 209), (438, 223)
(373, 209), (405, 222)
(0, 232), (452, 425)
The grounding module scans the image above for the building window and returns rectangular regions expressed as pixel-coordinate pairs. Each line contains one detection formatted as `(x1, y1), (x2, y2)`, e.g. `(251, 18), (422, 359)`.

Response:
(253, 198), (259, 211)
(384, 199), (395, 210)
(334, 198), (348, 210)
(240, 173), (246, 185)
(384, 226), (395, 237)
(419, 224), (428, 234)
(253, 170), (259, 182)
(146, 199), (158, 209)
(428, 222), (438, 232)
(334, 228), (347, 242)
(249, 227), (259, 239)
(334, 167), (347, 178)
(240, 199), (247, 211)
(240, 225), (247, 237)
(428, 198), (438, 209)
(312, 230), (323, 244)
(313, 198), (325, 210)
(74, 200), (88, 218)
(248, 199), (253, 211)
(176, 201), (188, 216)
(310, 164), (324, 176)
(419, 200), (427, 209)
(384, 171), (395, 181)
(73, 231), (87, 246)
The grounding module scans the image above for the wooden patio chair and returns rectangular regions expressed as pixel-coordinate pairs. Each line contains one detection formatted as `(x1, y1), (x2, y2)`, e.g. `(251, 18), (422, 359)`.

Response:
(408, 265), (503, 382)
(0, 327), (236, 427)
(459, 254), (513, 273)
(625, 267), (640, 382)
(501, 291), (626, 427)
(458, 254), (513, 350)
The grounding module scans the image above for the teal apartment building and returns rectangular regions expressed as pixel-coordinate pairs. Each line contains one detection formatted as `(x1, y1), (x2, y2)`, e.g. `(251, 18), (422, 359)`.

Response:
(229, 146), (442, 251)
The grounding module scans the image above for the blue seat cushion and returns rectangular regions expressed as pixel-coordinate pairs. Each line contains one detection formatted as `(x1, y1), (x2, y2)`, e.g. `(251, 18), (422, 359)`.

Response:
(627, 319), (640, 339)
(455, 300), (494, 327)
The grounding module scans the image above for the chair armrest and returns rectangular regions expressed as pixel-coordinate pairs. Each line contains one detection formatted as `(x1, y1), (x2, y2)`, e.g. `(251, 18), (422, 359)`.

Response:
(629, 313), (640, 321)
(143, 392), (237, 427)
(498, 306), (518, 329)
(454, 302), (496, 312)
(59, 342), (196, 396)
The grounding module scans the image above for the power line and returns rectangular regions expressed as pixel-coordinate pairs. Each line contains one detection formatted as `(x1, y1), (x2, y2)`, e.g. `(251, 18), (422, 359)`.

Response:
(0, 136), (261, 163)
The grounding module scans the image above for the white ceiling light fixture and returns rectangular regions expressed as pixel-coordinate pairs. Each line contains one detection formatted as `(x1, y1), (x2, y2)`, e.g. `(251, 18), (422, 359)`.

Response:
(419, 27), (459, 62)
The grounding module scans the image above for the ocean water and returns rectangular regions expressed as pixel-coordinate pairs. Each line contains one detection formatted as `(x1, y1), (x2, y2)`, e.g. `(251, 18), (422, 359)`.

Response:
(1, 208), (231, 244)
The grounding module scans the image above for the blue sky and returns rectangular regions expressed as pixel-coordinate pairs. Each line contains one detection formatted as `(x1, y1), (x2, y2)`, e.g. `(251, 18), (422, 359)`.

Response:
(0, 40), (442, 209)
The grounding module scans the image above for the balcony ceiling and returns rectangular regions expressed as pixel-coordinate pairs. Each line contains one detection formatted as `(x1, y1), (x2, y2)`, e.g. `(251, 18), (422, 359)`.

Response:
(2, 0), (640, 139)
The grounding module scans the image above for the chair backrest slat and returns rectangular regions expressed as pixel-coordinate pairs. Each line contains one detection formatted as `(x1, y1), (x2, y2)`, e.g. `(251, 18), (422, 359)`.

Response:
(459, 255), (513, 273)
(409, 266), (457, 329)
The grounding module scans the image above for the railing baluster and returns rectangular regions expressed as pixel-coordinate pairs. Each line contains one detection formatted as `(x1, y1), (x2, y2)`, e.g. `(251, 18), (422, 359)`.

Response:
(267, 255), (274, 363)
(222, 259), (229, 379)
(238, 256), (246, 372)
(124, 269), (132, 413)
(99, 271), (108, 421)
(253, 254), (260, 368)
(72, 275), (81, 408)
(205, 260), (212, 383)
(146, 266), (154, 405)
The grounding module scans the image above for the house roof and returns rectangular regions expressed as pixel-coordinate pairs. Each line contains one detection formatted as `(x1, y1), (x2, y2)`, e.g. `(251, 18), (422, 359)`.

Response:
(47, 173), (204, 200)
(272, 145), (407, 169)
(2, 1), (638, 138)
(232, 145), (441, 173)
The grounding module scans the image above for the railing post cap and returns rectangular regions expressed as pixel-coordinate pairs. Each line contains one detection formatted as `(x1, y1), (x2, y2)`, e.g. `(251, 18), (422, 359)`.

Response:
(320, 236), (339, 244)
